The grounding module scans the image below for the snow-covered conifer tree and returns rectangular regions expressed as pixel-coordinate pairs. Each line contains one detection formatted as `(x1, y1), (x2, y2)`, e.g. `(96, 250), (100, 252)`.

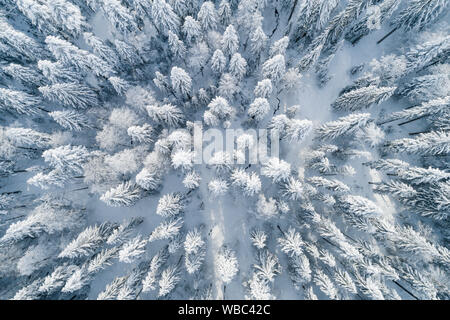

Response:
(249, 26), (267, 59)
(118, 236), (147, 263)
(147, 104), (185, 127)
(168, 31), (186, 59)
(39, 83), (98, 109)
(59, 223), (113, 259)
(198, 2), (218, 30)
(0, 16), (45, 60)
(156, 193), (183, 217)
(248, 97), (270, 121)
(332, 86), (396, 111)
(148, 218), (183, 242)
(229, 53), (247, 79)
(45, 36), (114, 77)
(0, 88), (41, 115)
(49, 111), (90, 131)
(254, 79), (273, 98)
(392, 0), (449, 32)
(221, 25), (239, 56)
(315, 113), (371, 141)
(386, 131), (450, 156)
(261, 158), (291, 183)
(211, 49), (227, 74)
(182, 16), (202, 42)
(100, 181), (141, 207)
(261, 54), (285, 83)
(83, 32), (120, 68)
(284, 119), (313, 142)
(215, 247), (239, 283)
(158, 265), (180, 297)
(37, 60), (81, 83)
(218, 0), (232, 25)
(99, 0), (139, 34)
(170, 66), (192, 98)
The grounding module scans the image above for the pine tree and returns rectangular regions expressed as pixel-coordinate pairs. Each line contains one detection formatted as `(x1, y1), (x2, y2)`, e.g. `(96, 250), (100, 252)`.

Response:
(399, 74), (450, 103)
(204, 96), (234, 126)
(406, 35), (450, 73)
(170, 66), (192, 98)
(336, 195), (382, 217)
(27, 169), (68, 190)
(289, 253), (312, 289)
(278, 227), (303, 257)
(148, 218), (183, 242)
(315, 113), (371, 141)
(284, 119), (313, 142)
(254, 250), (282, 283)
(100, 181), (142, 207)
(99, 0), (139, 34)
(39, 83), (98, 109)
(211, 49), (227, 74)
(386, 131), (450, 155)
(39, 265), (78, 294)
(42, 145), (89, 175)
(248, 97), (270, 121)
(15, 0), (57, 35)
(218, 73), (239, 99)
(254, 79), (273, 98)
(182, 16), (201, 42)
(45, 0), (87, 37)
(197, 1), (218, 30)
(314, 269), (339, 299)
(215, 247), (239, 283)
(221, 25), (239, 56)
(0, 15), (46, 61)
(332, 86), (396, 111)
(158, 265), (180, 297)
(156, 193), (183, 217)
(218, 0), (232, 25)
(114, 40), (143, 66)
(307, 176), (350, 193)
(393, 0), (449, 32)
(142, 248), (169, 292)
(290, 0), (339, 43)
(261, 54), (285, 83)
(168, 31), (186, 59)
(229, 53), (247, 79)
(250, 230), (267, 249)
(0, 88), (41, 115)
(230, 168), (262, 196)
(270, 36), (289, 57)
(182, 171), (201, 189)
(146, 104), (185, 127)
(59, 223), (112, 259)
(37, 60), (81, 83)
(367, 158), (450, 185)
(382, 97), (450, 125)
(208, 178), (229, 197)
(127, 124), (154, 144)
(2, 63), (43, 87)
(3, 127), (50, 148)
(45, 36), (114, 77)
(261, 157), (291, 183)
(244, 273), (275, 300)
(184, 229), (205, 274)
(249, 26), (267, 58)
(118, 235), (147, 263)
(346, 0), (401, 44)
(107, 217), (144, 245)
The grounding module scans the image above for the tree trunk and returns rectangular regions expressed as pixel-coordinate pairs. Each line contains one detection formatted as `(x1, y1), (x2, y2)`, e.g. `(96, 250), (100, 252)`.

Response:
(377, 27), (398, 44)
